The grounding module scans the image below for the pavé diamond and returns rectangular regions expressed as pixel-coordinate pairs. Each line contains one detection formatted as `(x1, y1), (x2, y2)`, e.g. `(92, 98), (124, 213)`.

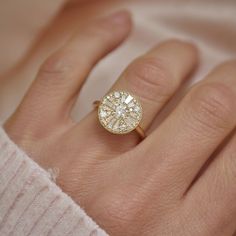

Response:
(100, 110), (107, 118)
(114, 91), (120, 98)
(98, 91), (142, 134)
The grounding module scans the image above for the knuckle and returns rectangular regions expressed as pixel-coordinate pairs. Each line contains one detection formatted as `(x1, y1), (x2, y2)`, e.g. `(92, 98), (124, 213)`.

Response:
(97, 189), (143, 235)
(39, 50), (74, 81)
(126, 57), (174, 104)
(189, 83), (236, 131)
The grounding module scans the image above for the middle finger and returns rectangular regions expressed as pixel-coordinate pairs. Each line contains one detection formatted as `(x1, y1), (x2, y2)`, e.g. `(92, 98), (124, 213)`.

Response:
(138, 60), (236, 196)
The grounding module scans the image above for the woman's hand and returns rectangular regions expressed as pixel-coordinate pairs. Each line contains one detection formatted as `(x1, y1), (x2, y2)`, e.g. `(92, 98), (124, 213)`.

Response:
(4, 11), (236, 236)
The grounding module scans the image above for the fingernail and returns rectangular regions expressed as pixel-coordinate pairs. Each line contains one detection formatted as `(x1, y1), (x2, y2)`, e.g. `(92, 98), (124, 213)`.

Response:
(108, 10), (130, 25)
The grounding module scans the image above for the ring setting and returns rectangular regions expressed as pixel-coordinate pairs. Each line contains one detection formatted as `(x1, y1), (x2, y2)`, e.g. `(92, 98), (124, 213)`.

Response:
(94, 91), (145, 138)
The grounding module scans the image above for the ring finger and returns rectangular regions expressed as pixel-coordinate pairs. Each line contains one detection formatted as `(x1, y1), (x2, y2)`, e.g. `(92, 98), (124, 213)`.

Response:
(78, 40), (198, 152)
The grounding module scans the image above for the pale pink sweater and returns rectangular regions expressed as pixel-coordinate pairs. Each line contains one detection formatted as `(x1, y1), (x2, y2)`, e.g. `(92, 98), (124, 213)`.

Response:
(0, 127), (107, 236)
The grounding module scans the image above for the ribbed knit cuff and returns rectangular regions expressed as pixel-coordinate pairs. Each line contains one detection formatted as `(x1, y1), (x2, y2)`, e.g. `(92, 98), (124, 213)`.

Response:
(0, 127), (108, 236)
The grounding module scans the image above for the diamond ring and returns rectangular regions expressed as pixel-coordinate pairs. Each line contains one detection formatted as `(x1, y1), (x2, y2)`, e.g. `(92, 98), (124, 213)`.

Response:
(93, 91), (146, 139)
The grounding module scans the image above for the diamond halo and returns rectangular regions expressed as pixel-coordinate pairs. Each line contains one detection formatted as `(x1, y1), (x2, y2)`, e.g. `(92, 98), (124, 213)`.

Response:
(98, 91), (143, 134)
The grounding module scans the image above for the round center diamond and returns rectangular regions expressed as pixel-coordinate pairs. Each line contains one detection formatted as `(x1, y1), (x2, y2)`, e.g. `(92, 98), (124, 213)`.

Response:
(115, 104), (127, 118)
(98, 91), (142, 134)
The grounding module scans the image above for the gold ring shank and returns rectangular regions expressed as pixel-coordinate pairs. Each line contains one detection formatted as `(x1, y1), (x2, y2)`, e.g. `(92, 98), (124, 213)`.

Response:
(93, 100), (146, 140)
(135, 125), (146, 139)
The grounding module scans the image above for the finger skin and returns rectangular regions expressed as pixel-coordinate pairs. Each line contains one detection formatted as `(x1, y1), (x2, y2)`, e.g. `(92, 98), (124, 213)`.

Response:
(183, 131), (236, 236)
(185, 121), (236, 234)
(137, 60), (236, 197)
(111, 39), (198, 130)
(5, 11), (132, 138)
(36, 11), (132, 112)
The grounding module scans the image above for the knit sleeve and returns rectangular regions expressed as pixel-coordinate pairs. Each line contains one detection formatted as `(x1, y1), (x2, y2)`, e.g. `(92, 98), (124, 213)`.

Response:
(0, 127), (108, 236)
